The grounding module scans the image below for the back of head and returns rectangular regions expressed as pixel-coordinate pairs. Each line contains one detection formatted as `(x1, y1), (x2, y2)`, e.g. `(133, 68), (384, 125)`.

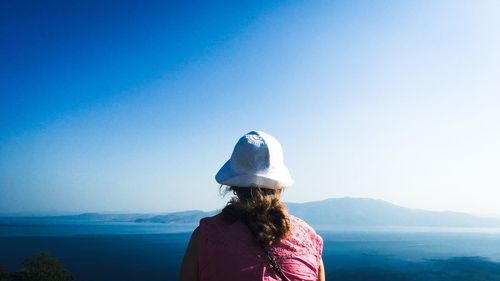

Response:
(221, 186), (291, 246)
(215, 130), (294, 245)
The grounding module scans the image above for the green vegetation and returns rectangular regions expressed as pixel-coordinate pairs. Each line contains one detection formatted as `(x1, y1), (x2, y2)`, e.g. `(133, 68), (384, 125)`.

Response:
(0, 265), (7, 281)
(0, 252), (74, 281)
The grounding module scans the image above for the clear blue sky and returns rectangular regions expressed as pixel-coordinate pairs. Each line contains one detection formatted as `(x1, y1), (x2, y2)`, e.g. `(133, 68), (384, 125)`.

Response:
(1, 0), (499, 215)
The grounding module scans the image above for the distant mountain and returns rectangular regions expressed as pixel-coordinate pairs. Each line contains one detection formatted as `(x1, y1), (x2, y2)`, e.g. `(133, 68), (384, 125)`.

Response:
(134, 210), (217, 224)
(286, 197), (500, 227)
(0, 213), (153, 223)
(134, 197), (500, 227)
(54, 213), (153, 222)
(6, 198), (500, 228)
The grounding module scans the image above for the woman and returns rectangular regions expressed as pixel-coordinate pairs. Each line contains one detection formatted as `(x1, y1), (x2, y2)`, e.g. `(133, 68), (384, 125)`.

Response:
(179, 131), (325, 281)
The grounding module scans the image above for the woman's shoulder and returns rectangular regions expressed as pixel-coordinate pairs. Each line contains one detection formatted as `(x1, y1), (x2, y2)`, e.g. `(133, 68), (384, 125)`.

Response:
(199, 212), (225, 227)
(198, 212), (242, 233)
(286, 214), (323, 254)
(198, 213), (228, 246)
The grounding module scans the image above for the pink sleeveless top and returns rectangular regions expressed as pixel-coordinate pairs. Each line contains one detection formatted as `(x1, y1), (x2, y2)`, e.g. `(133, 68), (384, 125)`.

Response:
(198, 213), (323, 281)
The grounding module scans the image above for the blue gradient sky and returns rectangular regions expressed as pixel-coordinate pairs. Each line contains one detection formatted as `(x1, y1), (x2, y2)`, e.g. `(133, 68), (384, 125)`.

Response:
(1, 0), (499, 215)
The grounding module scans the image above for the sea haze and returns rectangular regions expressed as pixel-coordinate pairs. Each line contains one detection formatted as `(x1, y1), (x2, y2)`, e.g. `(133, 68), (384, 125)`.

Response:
(1, 198), (500, 281)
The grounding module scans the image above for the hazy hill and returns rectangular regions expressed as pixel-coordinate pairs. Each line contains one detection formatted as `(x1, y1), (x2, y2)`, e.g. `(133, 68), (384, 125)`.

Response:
(0, 212), (153, 223)
(6, 198), (500, 228)
(134, 210), (217, 224)
(286, 197), (500, 227)
(134, 197), (500, 228)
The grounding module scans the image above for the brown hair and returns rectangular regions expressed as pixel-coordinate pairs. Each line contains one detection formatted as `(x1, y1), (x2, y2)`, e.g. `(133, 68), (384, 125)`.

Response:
(220, 186), (291, 245)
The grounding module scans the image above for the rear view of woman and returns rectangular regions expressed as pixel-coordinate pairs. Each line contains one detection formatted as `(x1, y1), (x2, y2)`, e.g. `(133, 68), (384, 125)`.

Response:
(180, 131), (325, 281)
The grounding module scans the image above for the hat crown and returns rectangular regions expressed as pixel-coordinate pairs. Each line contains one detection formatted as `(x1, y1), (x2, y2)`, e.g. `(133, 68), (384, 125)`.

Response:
(230, 131), (284, 173)
(215, 130), (293, 189)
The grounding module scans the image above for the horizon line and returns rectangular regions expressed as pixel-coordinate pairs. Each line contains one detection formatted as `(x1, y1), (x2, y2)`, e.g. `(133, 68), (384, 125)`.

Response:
(2, 196), (500, 219)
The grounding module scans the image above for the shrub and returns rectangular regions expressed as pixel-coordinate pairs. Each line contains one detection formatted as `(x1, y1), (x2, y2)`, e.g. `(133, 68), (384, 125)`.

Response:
(20, 252), (74, 281)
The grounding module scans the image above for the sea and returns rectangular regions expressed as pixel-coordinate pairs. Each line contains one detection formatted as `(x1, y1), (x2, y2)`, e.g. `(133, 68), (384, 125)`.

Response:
(1, 219), (500, 281)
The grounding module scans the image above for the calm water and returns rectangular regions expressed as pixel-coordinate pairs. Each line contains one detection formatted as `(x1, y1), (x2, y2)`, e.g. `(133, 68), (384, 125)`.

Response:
(1, 220), (500, 281)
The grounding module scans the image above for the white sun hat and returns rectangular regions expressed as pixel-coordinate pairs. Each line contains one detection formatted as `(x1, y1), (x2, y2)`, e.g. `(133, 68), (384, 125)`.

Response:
(215, 130), (294, 189)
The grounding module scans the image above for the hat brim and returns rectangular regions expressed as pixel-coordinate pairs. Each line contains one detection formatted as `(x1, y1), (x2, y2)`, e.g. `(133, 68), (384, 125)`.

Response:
(215, 160), (294, 189)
